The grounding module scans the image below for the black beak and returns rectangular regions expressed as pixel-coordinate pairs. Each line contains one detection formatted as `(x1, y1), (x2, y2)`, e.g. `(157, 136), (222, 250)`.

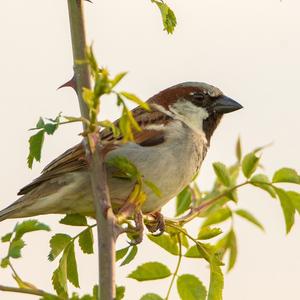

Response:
(212, 95), (243, 114)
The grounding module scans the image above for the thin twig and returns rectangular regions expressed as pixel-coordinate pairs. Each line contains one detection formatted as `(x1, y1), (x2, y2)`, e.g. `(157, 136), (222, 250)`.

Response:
(165, 234), (182, 300)
(0, 284), (63, 299)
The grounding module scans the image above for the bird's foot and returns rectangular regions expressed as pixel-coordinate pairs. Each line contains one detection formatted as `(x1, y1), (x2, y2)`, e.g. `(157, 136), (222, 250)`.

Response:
(145, 211), (165, 236)
(126, 210), (144, 245)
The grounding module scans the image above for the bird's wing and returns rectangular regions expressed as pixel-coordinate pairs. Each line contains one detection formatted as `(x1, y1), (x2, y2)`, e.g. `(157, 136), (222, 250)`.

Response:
(18, 105), (171, 195)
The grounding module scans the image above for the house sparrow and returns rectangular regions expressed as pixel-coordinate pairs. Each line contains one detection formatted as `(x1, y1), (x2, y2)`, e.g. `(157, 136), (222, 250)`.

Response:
(0, 82), (242, 222)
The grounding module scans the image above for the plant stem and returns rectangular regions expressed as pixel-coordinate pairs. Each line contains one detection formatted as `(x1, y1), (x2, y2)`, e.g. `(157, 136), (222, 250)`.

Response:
(167, 181), (250, 225)
(67, 1), (116, 299)
(165, 234), (182, 300)
(0, 285), (63, 299)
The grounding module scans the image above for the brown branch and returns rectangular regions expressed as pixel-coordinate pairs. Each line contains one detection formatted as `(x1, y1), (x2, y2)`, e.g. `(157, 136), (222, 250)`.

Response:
(67, 1), (116, 299)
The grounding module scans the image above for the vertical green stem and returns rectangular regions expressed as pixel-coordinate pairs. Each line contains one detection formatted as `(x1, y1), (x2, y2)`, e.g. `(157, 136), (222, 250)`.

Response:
(67, 1), (116, 299)
(165, 235), (182, 300)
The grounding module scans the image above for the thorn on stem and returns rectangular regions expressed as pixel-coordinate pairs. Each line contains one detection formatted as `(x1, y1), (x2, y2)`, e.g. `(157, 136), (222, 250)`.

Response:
(57, 74), (77, 92)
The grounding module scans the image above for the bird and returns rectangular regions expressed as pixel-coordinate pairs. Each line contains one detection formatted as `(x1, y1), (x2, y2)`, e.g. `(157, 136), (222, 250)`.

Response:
(0, 82), (242, 223)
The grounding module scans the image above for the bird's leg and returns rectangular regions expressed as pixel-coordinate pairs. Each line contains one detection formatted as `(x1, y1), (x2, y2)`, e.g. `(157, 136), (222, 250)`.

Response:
(129, 210), (144, 245)
(145, 211), (165, 236)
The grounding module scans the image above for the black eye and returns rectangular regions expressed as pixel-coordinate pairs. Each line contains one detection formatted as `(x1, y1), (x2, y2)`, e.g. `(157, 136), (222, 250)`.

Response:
(190, 92), (204, 100)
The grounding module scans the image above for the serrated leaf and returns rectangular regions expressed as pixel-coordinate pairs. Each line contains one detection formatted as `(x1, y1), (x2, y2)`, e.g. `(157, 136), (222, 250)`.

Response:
(235, 209), (264, 231)
(207, 258), (224, 300)
(176, 187), (192, 216)
(128, 262), (171, 281)
(120, 92), (150, 111)
(116, 246), (130, 262)
(140, 293), (163, 300)
(27, 130), (45, 168)
(152, 0), (177, 34)
(177, 274), (207, 300)
(14, 220), (50, 240)
(235, 137), (242, 162)
(275, 188), (295, 233)
(197, 227), (223, 240)
(52, 263), (68, 297)
(242, 152), (260, 178)
(8, 239), (25, 258)
(144, 180), (161, 197)
(116, 286), (125, 300)
(49, 234), (72, 261)
(67, 243), (79, 288)
(213, 162), (231, 187)
(147, 234), (179, 255)
(185, 245), (207, 259)
(227, 230), (237, 271)
(111, 72), (127, 88)
(1, 232), (12, 243)
(121, 245), (138, 266)
(250, 174), (276, 198)
(202, 207), (232, 227)
(287, 191), (300, 214)
(272, 168), (300, 184)
(78, 228), (94, 254)
(60, 214), (88, 226)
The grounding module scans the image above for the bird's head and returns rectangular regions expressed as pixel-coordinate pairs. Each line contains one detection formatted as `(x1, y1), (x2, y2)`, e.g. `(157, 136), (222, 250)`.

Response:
(149, 82), (243, 143)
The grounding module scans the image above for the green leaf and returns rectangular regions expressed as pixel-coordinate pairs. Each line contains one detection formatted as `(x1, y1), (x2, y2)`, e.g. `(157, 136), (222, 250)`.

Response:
(287, 191), (300, 214)
(60, 214), (88, 226)
(116, 286), (125, 300)
(78, 228), (94, 254)
(121, 245), (138, 266)
(197, 227), (223, 240)
(275, 188), (295, 233)
(147, 234), (179, 255)
(144, 180), (162, 197)
(36, 117), (45, 129)
(120, 92), (150, 111)
(1, 232), (12, 243)
(202, 207), (232, 227)
(1, 257), (10, 268)
(8, 239), (25, 258)
(140, 293), (163, 300)
(107, 156), (138, 179)
(116, 246), (130, 262)
(235, 209), (264, 231)
(176, 187), (192, 216)
(272, 168), (300, 184)
(250, 174), (276, 198)
(207, 258), (224, 300)
(242, 152), (260, 178)
(185, 245), (204, 259)
(227, 230), (237, 271)
(14, 220), (50, 240)
(27, 130), (45, 168)
(213, 162), (231, 187)
(111, 72), (127, 88)
(49, 234), (72, 261)
(128, 262), (171, 281)
(152, 0), (177, 34)
(67, 243), (79, 288)
(177, 274), (207, 300)
(235, 137), (242, 162)
(52, 263), (68, 297)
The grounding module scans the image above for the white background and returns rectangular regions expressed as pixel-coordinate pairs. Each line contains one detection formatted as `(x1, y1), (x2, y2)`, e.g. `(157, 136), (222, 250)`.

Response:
(0, 0), (300, 299)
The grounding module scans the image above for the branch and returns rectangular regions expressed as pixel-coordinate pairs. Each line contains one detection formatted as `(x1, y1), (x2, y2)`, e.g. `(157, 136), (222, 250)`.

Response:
(67, 1), (116, 299)
(0, 285), (63, 299)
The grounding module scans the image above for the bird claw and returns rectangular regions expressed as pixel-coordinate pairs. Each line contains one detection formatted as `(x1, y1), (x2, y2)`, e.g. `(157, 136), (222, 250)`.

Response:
(126, 210), (144, 245)
(146, 211), (165, 236)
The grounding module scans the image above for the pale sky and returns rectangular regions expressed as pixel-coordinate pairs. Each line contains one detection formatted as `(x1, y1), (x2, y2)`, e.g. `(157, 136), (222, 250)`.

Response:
(0, 0), (300, 299)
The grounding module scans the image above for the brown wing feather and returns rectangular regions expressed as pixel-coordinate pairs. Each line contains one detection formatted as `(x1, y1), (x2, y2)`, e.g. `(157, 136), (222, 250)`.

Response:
(18, 104), (171, 196)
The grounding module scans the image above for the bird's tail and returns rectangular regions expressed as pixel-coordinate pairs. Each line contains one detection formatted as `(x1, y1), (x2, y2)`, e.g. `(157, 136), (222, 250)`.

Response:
(0, 197), (29, 222)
